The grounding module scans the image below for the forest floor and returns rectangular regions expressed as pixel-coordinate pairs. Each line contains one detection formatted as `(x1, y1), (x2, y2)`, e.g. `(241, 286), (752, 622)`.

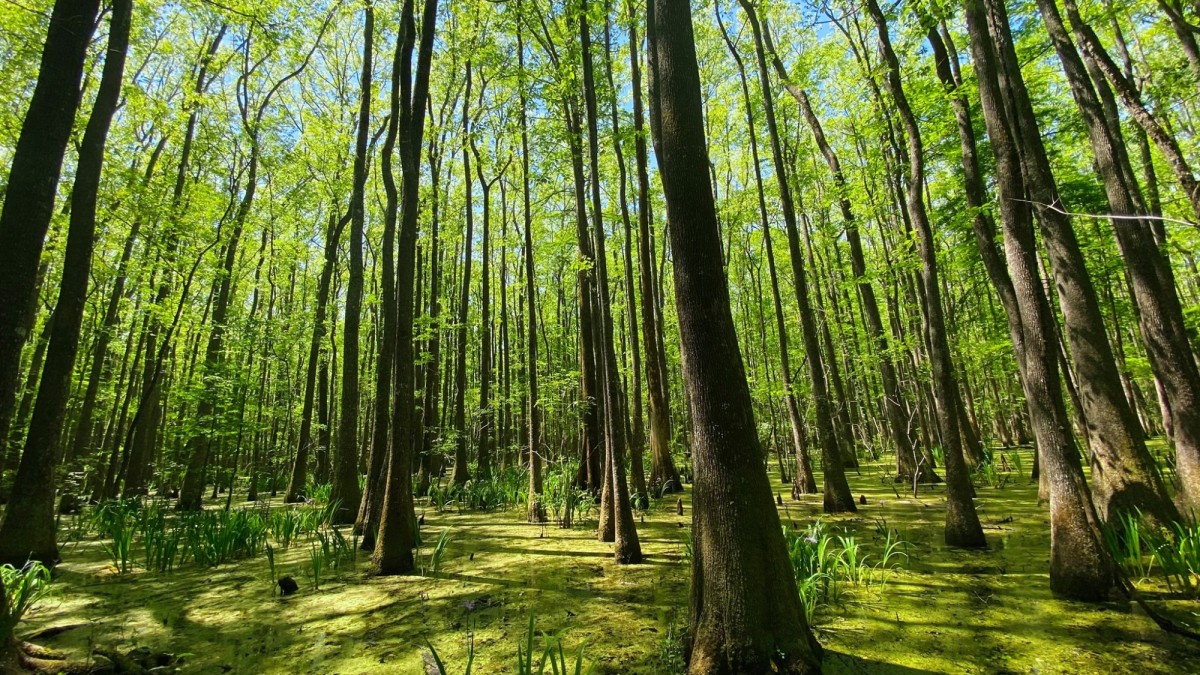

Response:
(13, 451), (1200, 674)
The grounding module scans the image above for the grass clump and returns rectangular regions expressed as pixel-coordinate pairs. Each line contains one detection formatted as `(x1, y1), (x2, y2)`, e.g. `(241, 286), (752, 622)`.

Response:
(785, 520), (908, 622)
(1102, 509), (1200, 594)
(0, 561), (53, 639)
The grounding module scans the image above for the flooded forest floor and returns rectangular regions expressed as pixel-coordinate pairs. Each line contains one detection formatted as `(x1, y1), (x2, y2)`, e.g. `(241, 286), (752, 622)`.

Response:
(12, 449), (1200, 674)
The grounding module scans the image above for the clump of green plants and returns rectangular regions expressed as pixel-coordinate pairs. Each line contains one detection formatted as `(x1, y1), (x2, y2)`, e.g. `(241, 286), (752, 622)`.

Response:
(544, 461), (589, 528)
(305, 481), (333, 505)
(428, 468), (531, 513)
(308, 543), (326, 590)
(0, 561), (53, 639)
(423, 612), (586, 674)
(1102, 509), (1200, 594)
(784, 520), (909, 622)
(652, 609), (687, 674)
(177, 508), (269, 567)
(93, 498), (139, 573)
(517, 612), (586, 675)
(425, 528), (454, 575)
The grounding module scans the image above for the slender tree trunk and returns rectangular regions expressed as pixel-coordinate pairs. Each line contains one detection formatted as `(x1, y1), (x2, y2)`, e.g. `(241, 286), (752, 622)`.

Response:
(714, 8), (816, 496)
(451, 59), (475, 486)
(125, 25), (226, 498)
(374, 0), (438, 575)
(0, 0), (103, 447)
(1035, 0), (1184, 526)
(866, 0), (983, 546)
(966, 0), (1118, 599)
(68, 138), (166, 468)
(581, 4), (641, 562)
(740, 0), (855, 513)
(517, 17), (546, 522)
(627, 2), (680, 495)
(287, 214), (347, 503)
(332, 1), (373, 525)
(0, 0), (129, 565)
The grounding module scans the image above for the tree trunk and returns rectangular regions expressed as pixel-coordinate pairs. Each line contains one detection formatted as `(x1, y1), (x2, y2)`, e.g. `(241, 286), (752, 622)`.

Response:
(740, 0), (855, 513)
(0, 0), (128, 566)
(451, 59), (475, 486)
(647, 1), (821, 670)
(627, 2), (680, 495)
(0, 0), (103, 446)
(965, 0), (1118, 599)
(332, 2), (372, 525)
(287, 213), (347, 503)
(373, 0), (438, 575)
(865, 0), (983, 547)
(714, 8), (816, 496)
(1036, 0), (1184, 526)
(581, 4), (641, 563)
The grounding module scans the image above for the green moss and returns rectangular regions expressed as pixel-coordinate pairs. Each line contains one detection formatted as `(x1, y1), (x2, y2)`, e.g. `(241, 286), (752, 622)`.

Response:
(17, 453), (1200, 673)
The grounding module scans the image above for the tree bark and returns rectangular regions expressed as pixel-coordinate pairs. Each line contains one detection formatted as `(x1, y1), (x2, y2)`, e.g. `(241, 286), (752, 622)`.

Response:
(0, 0), (129, 566)
(647, 1), (821, 670)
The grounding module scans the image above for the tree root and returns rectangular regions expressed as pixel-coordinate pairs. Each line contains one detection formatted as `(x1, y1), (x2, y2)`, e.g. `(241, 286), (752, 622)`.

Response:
(3, 640), (184, 675)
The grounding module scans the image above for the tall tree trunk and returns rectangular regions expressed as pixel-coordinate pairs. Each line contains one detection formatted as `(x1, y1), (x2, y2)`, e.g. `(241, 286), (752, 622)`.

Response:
(1035, 0), (1184, 526)
(739, 0), (855, 513)
(580, 4), (641, 563)
(471, 138), (506, 481)
(124, 25), (226, 498)
(0, 0), (103, 447)
(518, 15), (546, 522)
(0, 0), (129, 566)
(965, 0), (1118, 600)
(714, 7), (816, 495)
(373, 0), (438, 575)
(68, 137), (166, 467)
(605, 10), (649, 505)
(287, 213), (348, 503)
(451, 59), (475, 486)
(358, 19), (403, 540)
(647, 1), (821, 670)
(332, 1), (373, 525)
(865, 0), (983, 547)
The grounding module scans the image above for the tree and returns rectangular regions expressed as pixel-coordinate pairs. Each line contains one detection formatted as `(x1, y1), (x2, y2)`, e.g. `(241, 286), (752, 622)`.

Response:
(373, 0), (439, 575)
(864, 0), (983, 547)
(0, 0), (130, 566)
(964, 0), (1118, 599)
(331, 0), (373, 525)
(647, 0), (822, 670)
(738, 0), (855, 514)
(0, 0), (103, 454)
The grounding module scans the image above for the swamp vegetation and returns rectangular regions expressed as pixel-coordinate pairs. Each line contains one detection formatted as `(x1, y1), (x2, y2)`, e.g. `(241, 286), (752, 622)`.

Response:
(2, 0), (1200, 672)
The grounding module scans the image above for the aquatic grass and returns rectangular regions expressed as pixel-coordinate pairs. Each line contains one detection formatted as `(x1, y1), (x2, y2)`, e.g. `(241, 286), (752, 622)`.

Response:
(426, 528), (454, 575)
(784, 520), (910, 621)
(306, 481), (333, 505)
(517, 612), (537, 675)
(265, 542), (277, 585)
(1101, 509), (1200, 594)
(93, 499), (138, 573)
(0, 561), (53, 638)
(309, 543), (325, 590)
